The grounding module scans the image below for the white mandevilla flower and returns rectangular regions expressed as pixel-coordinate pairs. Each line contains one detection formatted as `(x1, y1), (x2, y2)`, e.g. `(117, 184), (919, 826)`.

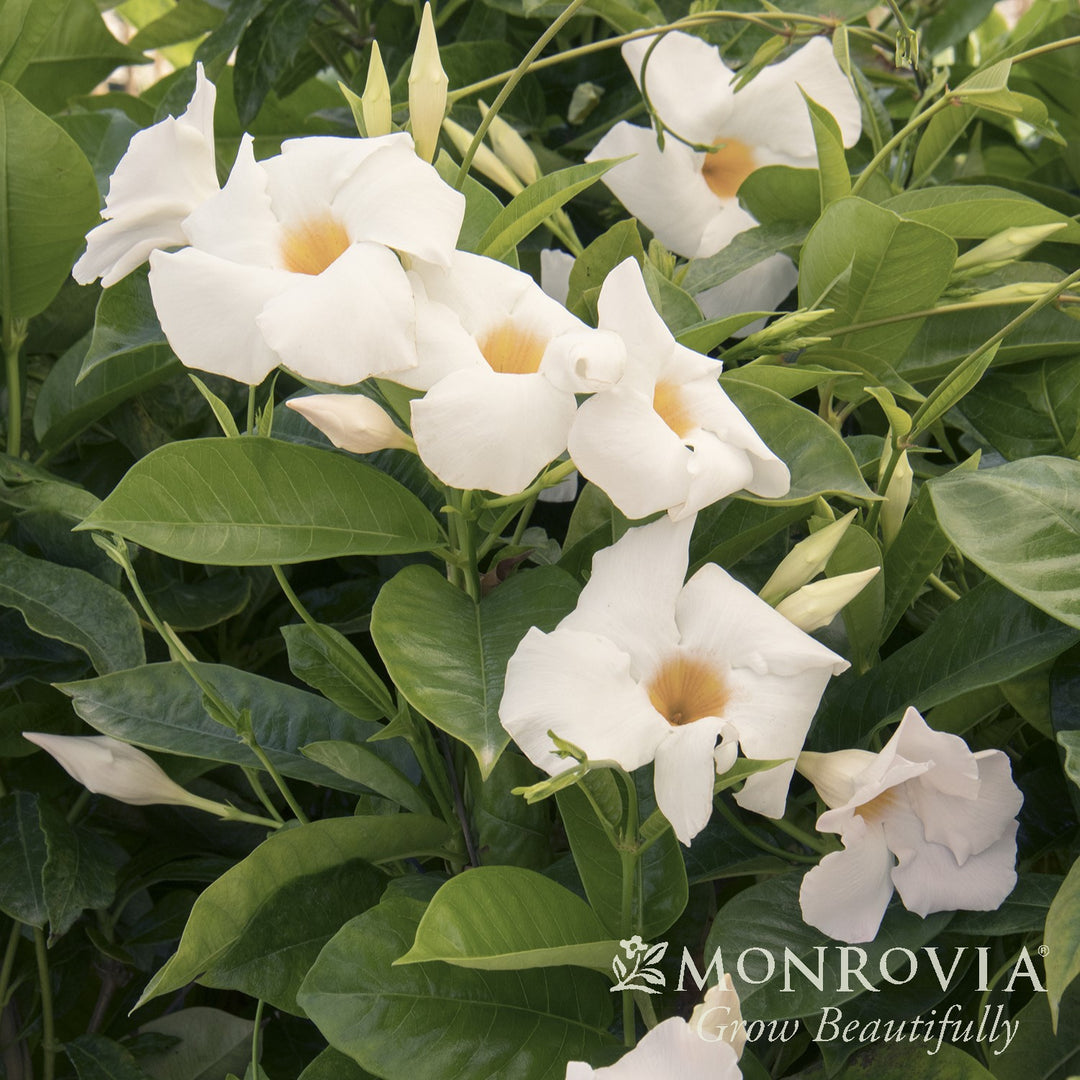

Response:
(500, 516), (849, 844)
(586, 33), (859, 318)
(398, 250), (626, 495)
(797, 707), (1023, 944)
(286, 393), (414, 454)
(23, 732), (216, 810)
(565, 980), (743, 1078)
(567, 258), (790, 521)
(74, 64), (218, 288)
(148, 129), (465, 386)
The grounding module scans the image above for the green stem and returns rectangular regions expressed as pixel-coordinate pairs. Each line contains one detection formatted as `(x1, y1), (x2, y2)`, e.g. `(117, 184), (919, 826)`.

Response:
(32, 927), (54, 1080)
(510, 494), (538, 546)
(769, 814), (831, 855)
(927, 572), (961, 601)
(0, 923), (20, 1008)
(1010, 34), (1080, 65)
(458, 490), (481, 602)
(242, 767), (286, 824)
(480, 459), (576, 509)
(247, 386), (257, 436)
(713, 797), (820, 864)
(475, 503), (523, 560)
(3, 318), (27, 459)
(618, 766), (640, 1050)
(849, 92), (951, 197)
(454, 0), (593, 188)
(252, 999), (265, 1076)
(271, 565), (320, 631)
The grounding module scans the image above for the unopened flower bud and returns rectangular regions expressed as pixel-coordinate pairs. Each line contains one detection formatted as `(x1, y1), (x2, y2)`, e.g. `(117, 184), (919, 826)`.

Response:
(774, 566), (880, 632)
(959, 281), (1059, 305)
(880, 450), (912, 549)
(441, 118), (522, 195)
(24, 732), (217, 810)
(362, 41), (392, 138)
(287, 394), (414, 454)
(478, 100), (540, 185)
(408, 3), (448, 163)
(735, 307), (834, 351)
(691, 973), (747, 1057)
(797, 748), (877, 809)
(759, 510), (857, 606)
(953, 222), (1066, 274)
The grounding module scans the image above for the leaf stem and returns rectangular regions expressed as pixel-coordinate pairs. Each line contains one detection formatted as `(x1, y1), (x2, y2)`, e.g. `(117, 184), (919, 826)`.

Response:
(32, 927), (54, 1080)
(713, 797), (820, 864)
(480, 459), (577, 509)
(252, 999), (265, 1076)
(850, 92), (951, 197)
(0, 924), (20, 1009)
(247, 386), (257, 436)
(3, 318), (27, 459)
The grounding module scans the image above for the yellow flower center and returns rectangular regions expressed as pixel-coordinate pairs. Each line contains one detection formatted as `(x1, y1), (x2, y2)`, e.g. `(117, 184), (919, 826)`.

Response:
(646, 654), (730, 727)
(702, 137), (758, 199)
(653, 380), (695, 438)
(854, 787), (903, 824)
(478, 321), (548, 375)
(281, 215), (350, 275)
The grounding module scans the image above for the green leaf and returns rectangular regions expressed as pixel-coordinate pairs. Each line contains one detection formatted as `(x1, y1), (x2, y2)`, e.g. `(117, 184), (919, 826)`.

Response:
(566, 219), (643, 321)
(689, 499), (810, 573)
(1061, 730), (1080, 789)
(298, 1049), (376, 1080)
(81, 268), (168, 381)
(675, 311), (775, 354)
(77, 437), (443, 564)
(797, 198), (957, 383)
(301, 741), (429, 815)
(0, 791), (50, 926)
(825, 523), (883, 671)
(59, 661), (412, 792)
(33, 333), (180, 451)
(233, 0), (322, 126)
(801, 90), (851, 207)
(136, 1008), (253, 1080)
(557, 774), (687, 940)
(990, 984), (1080, 1080)
(721, 365), (855, 400)
(642, 263), (701, 332)
(821, 1042), (995, 1079)
(146, 573), (251, 632)
(282, 621), (393, 722)
(435, 150), (506, 257)
(949, 873), (1063, 936)
(66, 1034), (154, 1080)
(682, 222), (807, 296)
(1045, 856), (1080, 1031)
(399, 866), (615, 972)
(297, 895), (618, 1080)
(738, 165), (821, 226)
(470, 751), (552, 870)
(705, 874), (951, 1019)
(0, 543), (144, 675)
(137, 815), (451, 1010)
(929, 457), (1080, 629)
(722, 380), (875, 504)
(883, 184), (1080, 243)
(129, 0), (224, 51)
(0, 81), (99, 321)
(0, 0), (67, 85)
(371, 564), (580, 777)
(478, 158), (620, 261)
(814, 580), (1080, 749)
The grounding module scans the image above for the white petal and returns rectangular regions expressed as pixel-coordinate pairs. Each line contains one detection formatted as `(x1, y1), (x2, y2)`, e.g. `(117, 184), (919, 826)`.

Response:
(558, 516), (690, 677)
(75, 211), (192, 290)
(572, 1017), (740, 1079)
(257, 241), (418, 385)
(890, 821), (1019, 918)
(182, 62), (216, 136)
(285, 394), (412, 453)
(540, 329), (626, 394)
(677, 430), (756, 520)
(587, 124), (740, 260)
(797, 749), (877, 810)
(799, 815), (896, 943)
(538, 471), (579, 503)
(890, 706), (980, 798)
(693, 253), (799, 335)
(333, 139), (465, 266)
(654, 718), (726, 844)
(409, 367), (574, 494)
(500, 626), (670, 776)
(148, 248), (289, 385)
(725, 37), (861, 156)
(621, 33), (735, 146)
(540, 248), (575, 305)
(568, 388), (691, 520)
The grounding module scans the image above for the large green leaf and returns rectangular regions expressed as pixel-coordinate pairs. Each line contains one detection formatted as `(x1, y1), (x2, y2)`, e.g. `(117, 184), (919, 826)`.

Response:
(682, 222), (807, 296)
(77, 438), (443, 564)
(814, 580), (1080, 749)
(371, 564), (580, 777)
(722, 381), (875, 504)
(0, 544), (143, 675)
(990, 984), (1080, 1080)
(1045, 855), (1080, 1030)
(301, 741), (429, 816)
(66, 1034), (154, 1080)
(0, 0), (67, 85)
(137, 815), (451, 1010)
(298, 1049), (376, 1080)
(819, 1042), (995, 1079)
(298, 895), (618, 1080)
(0, 81), (98, 321)
(136, 1008), (253, 1080)
(58, 662), (412, 792)
(80, 267), (168, 381)
(399, 866), (615, 971)
(929, 457), (1080, 629)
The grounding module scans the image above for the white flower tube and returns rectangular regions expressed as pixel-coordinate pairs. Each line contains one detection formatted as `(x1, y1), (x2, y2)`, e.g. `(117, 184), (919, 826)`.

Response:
(74, 64), (219, 288)
(286, 394), (414, 453)
(797, 707), (1023, 943)
(568, 258), (790, 520)
(500, 516), (848, 843)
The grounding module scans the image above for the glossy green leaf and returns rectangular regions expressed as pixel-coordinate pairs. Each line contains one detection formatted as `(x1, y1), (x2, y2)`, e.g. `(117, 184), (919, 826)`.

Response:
(77, 438), (443, 564)
(939, 873), (1062, 936)
(80, 268), (168, 381)
(435, 151), (506, 257)
(0, 544), (143, 675)
(814, 580), (1079, 749)
(471, 751), (552, 870)
(0, 81), (99, 320)
(929, 457), (1080, 628)
(137, 815), (451, 1009)
(371, 564), (580, 777)
(298, 1049), (376, 1080)
(66, 1034), (154, 1080)
(59, 662), (409, 792)
(721, 365), (855, 400)
(802, 90), (851, 207)
(146, 573), (251, 632)
(722, 381), (875, 504)
(298, 895), (618, 1080)
(1061, 730), (1080, 789)
(478, 158), (619, 261)
(738, 165), (821, 226)
(0, 791), (50, 926)
(825, 523), (883, 671)
(682, 223), (807, 296)
(822, 1042), (995, 1079)
(689, 499), (810, 573)
(0, 0), (67, 85)
(399, 866), (615, 971)
(1045, 856), (1080, 1030)
(129, 0), (224, 51)
(566, 219), (643, 321)
(990, 984), (1080, 1080)
(136, 1008), (253, 1080)
(301, 741), (429, 815)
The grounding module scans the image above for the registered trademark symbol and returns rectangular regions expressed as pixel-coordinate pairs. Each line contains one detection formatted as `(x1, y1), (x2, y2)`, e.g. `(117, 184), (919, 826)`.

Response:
(1038, 945), (1050, 957)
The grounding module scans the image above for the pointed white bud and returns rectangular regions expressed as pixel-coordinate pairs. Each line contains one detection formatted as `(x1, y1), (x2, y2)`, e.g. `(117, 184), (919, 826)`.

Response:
(286, 394), (414, 454)
(408, 3), (448, 163)
(690, 974), (747, 1057)
(774, 566), (880, 633)
(24, 732), (216, 809)
(953, 222), (1066, 273)
(362, 41), (392, 138)
(759, 510), (858, 606)
(441, 117), (523, 195)
(478, 100), (540, 185)
(797, 748), (877, 809)
(880, 449), (912, 549)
